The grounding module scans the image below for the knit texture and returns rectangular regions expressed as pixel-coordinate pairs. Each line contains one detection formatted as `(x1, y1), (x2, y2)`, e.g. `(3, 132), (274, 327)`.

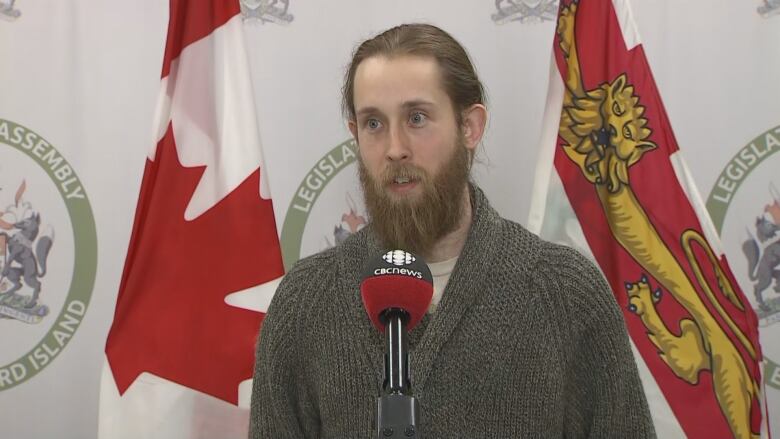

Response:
(249, 186), (656, 438)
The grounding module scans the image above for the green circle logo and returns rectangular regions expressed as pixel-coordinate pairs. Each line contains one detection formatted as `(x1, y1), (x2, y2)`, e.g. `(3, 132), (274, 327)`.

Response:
(279, 138), (358, 270)
(0, 119), (97, 389)
(706, 124), (780, 389)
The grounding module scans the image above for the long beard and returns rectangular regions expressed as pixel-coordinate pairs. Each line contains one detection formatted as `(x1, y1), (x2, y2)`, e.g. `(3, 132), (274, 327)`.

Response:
(358, 138), (471, 257)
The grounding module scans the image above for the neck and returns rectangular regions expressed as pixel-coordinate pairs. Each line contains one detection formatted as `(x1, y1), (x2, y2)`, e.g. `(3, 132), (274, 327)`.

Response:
(424, 185), (473, 263)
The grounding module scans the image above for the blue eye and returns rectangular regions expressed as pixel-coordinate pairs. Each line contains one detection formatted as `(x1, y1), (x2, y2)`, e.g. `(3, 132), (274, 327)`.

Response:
(366, 119), (381, 130)
(410, 112), (427, 126)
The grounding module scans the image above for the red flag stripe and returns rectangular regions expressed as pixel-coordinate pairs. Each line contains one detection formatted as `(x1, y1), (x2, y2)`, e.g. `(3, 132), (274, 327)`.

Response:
(161, 0), (241, 78)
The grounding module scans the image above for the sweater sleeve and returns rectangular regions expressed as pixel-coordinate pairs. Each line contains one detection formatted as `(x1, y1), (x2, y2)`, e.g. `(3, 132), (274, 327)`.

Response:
(560, 251), (657, 438)
(248, 262), (320, 439)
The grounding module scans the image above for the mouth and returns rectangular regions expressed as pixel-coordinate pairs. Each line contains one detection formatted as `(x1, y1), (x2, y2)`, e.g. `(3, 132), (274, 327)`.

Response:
(387, 175), (419, 194)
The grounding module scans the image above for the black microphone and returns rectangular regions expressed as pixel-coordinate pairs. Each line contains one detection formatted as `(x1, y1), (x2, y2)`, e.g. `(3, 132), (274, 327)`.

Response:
(361, 250), (433, 439)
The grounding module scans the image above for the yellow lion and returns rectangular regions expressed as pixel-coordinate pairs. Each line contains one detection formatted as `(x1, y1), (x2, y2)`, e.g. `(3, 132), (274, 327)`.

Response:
(556, 2), (760, 438)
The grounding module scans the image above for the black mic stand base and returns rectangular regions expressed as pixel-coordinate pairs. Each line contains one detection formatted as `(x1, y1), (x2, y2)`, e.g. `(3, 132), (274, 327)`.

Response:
(376, 393), (420, 438)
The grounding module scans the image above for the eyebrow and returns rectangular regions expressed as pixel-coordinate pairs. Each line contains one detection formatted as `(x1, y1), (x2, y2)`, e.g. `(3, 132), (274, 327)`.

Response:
(355, 99), (435, 118)
(401, 99), (435, 109)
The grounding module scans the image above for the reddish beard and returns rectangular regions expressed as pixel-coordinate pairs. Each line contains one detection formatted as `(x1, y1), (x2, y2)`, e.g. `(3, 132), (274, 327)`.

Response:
(358, 137), (471, 257)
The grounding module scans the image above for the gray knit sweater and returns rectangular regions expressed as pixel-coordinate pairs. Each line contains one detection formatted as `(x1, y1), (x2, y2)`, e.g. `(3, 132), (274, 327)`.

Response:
(249, 186), (655, 438)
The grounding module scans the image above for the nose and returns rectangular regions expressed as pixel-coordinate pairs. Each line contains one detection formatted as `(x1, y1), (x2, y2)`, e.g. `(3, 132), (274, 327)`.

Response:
(386, 124), (411, 162)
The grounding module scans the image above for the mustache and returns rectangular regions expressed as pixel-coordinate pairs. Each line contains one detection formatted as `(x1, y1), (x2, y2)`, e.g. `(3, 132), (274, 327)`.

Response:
(379, 163), (429, 185)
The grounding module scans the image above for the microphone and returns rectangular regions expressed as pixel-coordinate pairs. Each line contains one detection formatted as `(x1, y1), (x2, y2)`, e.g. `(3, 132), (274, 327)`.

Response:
(360, 250), (433, 439)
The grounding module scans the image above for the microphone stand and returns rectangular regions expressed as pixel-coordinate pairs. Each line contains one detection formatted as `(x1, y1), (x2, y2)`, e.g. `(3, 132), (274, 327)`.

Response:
(376, 308), (420, 438)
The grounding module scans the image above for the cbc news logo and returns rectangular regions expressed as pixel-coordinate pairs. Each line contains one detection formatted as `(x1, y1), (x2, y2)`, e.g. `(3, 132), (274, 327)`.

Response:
(383, 250), (415, 266)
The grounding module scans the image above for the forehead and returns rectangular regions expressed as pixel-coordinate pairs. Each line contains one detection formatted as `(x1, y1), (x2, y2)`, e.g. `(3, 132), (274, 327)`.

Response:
(353, 55), (450, 114)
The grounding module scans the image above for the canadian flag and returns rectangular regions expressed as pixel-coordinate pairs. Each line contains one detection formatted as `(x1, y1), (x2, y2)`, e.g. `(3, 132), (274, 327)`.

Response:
(99, 1), (284, 438)
(528, 0), (765, 438)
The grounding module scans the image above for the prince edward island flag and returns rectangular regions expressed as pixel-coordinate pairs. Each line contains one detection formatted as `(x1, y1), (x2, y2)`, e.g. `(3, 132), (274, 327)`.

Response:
(528, 1), (765, 437)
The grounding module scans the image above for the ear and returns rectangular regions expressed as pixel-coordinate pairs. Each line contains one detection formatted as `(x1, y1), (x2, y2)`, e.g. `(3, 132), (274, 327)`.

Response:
(347, 119), (358, 141)
(461, 104), (488, 151)
(610, 74), (627, 95)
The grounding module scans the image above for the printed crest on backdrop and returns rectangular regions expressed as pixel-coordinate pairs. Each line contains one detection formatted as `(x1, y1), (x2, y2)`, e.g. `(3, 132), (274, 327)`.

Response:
(491, 0), (558, 24)
(0, 0), (21, 20)
(706, 124), (780, 390)
(324, 192), (366, 249)
(758, 0), (780, 18)
(744, 181), (780, 318)
(240, 0), (293, 24)
(0, 119), (97, 391)
(0, 182), (54, 323)
(279, 139), (365, 270)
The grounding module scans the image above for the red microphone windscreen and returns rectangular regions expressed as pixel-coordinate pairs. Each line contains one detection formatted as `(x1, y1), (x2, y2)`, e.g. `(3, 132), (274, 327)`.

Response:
(360, 250), (434, 332)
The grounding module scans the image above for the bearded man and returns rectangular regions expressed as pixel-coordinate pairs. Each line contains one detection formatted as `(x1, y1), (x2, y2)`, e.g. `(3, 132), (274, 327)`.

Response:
(249, 24), (655, 439)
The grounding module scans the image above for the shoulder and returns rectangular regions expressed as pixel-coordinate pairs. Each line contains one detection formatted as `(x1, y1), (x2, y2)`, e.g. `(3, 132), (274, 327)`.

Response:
(500, 222), (621, 327)
(268, 226), (373, 313)
(470, 192), (613, 317)
(269, 247), (337, 304)
(259, 246), (343, 361)
(494, 219), (605, 288)
(283, 246), (340, 283)
(533, 237), (603, 286)
(265, 245), (340, 319)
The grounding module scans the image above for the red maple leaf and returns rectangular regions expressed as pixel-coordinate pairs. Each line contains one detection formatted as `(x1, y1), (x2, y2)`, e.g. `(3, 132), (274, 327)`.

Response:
(106, 125), (284, 404)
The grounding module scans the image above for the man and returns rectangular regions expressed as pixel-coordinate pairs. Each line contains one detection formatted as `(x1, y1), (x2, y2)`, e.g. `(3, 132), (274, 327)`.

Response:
(249, 24), (655, 438)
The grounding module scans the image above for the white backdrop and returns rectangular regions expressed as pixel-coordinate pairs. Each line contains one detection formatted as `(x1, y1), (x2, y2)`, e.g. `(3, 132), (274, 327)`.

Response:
(0, 1), (778, 438)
